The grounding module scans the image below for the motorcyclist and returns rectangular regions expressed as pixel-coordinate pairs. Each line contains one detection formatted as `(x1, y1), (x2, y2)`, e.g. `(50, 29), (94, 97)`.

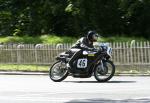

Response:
(67, 30), (99, 72)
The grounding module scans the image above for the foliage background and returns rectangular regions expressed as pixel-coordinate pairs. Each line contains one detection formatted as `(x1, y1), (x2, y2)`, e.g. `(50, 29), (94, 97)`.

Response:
(0, 0), (150, 39)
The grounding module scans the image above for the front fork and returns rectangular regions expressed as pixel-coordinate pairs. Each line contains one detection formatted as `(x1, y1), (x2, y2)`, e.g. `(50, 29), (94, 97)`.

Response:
(96, 60), (106, 72)
(100, 60), (105, 71)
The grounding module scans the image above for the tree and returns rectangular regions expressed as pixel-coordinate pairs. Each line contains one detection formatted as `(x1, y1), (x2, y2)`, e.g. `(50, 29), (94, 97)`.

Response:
(0, 0), (149, 39)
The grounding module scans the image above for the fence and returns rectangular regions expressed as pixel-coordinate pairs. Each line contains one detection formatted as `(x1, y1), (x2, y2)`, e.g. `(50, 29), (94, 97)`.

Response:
(0, 41), (150, 73)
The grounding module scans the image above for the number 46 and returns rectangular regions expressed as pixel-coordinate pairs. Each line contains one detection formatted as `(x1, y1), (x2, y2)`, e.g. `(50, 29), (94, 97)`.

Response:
(77, 59), (87, 68)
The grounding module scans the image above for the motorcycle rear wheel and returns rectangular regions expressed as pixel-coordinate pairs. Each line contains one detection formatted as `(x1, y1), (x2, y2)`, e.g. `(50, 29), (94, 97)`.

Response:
(94, 60), (115, 82)
(49, 61), (68, 82)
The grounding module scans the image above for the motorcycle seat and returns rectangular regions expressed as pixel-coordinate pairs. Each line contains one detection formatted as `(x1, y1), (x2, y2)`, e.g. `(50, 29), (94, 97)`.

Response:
(70, 48), (81, 53)
(59, 52), (69, 57)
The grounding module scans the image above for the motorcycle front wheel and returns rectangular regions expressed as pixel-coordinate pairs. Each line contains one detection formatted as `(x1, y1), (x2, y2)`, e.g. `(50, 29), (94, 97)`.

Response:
(49, 61), (68, 82)
(94, 60), (115, 82)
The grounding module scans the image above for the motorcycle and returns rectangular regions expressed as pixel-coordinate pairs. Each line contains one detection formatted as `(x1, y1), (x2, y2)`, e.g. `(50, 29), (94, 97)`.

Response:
(49, 43), (115, 82)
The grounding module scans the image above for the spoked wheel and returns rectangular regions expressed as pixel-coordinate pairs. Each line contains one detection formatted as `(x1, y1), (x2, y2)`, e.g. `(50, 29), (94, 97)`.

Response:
(94, 60), (115, 82)
(49, 61), (68, 82)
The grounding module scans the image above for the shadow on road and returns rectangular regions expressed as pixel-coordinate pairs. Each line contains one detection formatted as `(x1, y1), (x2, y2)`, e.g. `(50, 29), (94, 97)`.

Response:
(66, 98), (150, 103)
(63, 81), (136, 83)
(107, 81), (136, 83)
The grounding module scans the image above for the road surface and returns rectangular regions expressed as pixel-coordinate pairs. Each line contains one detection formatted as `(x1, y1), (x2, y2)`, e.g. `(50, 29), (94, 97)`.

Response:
(0, 75), (150, 103)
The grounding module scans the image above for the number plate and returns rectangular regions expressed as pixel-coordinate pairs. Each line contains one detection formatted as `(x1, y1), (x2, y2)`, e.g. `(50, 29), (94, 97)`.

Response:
(77, 59), (88, 68)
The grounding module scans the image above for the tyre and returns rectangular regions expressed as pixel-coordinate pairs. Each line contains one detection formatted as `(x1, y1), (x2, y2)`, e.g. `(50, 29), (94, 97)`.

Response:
(94, 60), (115, 82)
(49, 61), (68, 82)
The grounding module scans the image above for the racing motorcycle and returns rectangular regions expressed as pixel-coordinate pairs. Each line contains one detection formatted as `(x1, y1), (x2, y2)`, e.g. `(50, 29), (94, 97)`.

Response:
(49, 43), (115, 82)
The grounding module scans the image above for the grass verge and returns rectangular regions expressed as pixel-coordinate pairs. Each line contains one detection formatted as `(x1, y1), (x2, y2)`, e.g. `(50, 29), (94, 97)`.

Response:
(0, 35), (77, 44)
(0, 64), (49, 72)
(0, 35), (148, 44)
(0, 64), (150, 75)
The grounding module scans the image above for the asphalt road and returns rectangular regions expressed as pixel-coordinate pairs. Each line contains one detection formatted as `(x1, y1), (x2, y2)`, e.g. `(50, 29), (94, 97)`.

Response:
(0, 75), (150, 103)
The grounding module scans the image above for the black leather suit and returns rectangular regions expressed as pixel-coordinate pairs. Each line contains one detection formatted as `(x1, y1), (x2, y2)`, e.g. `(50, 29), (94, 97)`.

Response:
(68, 37), (95, 72)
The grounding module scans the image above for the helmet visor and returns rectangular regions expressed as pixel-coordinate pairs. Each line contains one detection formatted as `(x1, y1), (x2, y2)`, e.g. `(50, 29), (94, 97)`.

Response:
(92, 34), (99, 41)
